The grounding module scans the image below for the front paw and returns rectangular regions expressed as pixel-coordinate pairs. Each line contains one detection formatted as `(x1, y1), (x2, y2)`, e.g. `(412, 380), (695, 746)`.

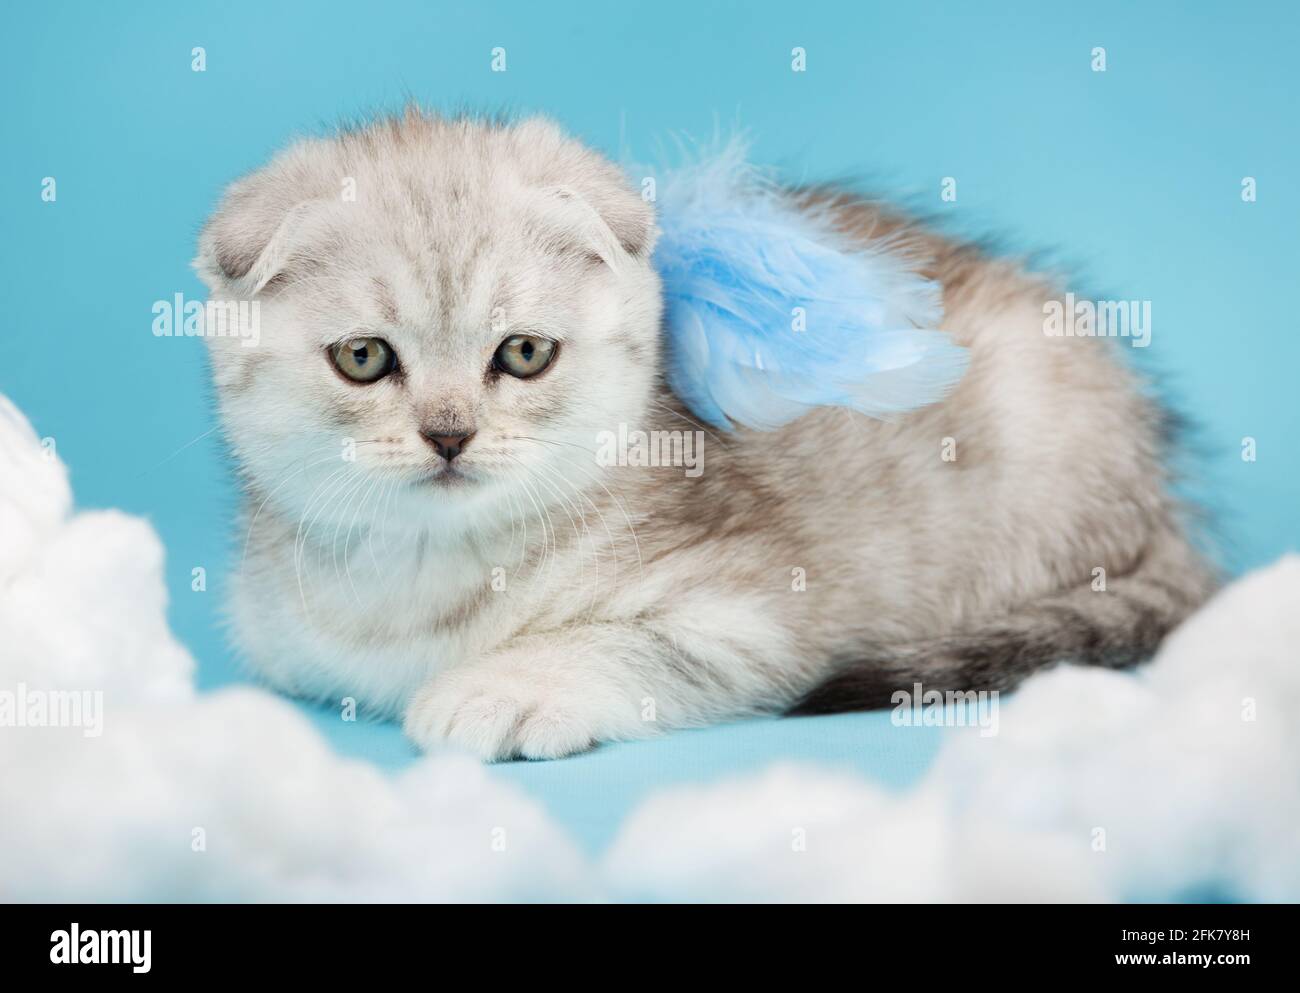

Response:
(403, 667), (599, 761)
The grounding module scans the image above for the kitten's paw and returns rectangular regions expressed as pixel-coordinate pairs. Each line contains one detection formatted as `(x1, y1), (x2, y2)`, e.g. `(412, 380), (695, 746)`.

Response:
(403, 668), (598, 761)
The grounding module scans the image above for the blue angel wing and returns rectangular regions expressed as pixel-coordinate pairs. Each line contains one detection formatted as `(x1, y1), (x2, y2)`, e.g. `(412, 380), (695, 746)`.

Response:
(652, 142), (968, 431)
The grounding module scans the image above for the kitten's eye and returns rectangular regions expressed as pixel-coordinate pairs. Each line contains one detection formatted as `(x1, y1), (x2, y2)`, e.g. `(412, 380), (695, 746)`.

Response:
(494, 334), (557, 379)
(330, 337), (396, 384)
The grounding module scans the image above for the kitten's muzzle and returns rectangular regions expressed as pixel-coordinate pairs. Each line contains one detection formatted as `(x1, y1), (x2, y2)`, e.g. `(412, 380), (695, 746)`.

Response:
(421, 430), (475, 461)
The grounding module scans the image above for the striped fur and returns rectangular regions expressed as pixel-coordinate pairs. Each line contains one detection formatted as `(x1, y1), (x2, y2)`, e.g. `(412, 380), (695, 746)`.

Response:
(195, 110), (1216, 760)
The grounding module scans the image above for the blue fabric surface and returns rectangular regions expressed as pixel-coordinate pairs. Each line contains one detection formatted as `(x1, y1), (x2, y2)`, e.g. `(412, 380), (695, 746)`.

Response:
(2, 0), (1296, 856)
(307, 704), (944, 853)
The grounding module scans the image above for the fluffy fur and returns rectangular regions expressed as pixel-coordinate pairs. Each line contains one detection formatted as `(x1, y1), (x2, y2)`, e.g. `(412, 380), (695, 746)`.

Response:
(3, 388), (1293, 902)
(196, 109), (1215, 760)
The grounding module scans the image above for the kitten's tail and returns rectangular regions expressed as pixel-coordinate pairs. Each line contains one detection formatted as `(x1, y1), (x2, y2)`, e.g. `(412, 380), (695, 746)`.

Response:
(790, 529), (1217, 715)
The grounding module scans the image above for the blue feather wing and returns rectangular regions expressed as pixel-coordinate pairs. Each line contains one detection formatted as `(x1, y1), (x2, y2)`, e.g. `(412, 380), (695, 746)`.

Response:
(652, 146), (968, 431)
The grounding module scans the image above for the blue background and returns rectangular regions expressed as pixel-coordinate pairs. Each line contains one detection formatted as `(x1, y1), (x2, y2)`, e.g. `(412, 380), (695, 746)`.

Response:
(2, 0), (1296, 853)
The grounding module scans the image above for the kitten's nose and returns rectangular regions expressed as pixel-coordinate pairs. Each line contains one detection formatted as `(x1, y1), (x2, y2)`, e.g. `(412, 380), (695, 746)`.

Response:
(422, 431), (475, 461)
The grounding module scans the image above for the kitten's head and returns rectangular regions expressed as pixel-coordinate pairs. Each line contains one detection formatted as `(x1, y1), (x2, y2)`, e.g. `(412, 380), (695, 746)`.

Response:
(196, 110), (661, 535)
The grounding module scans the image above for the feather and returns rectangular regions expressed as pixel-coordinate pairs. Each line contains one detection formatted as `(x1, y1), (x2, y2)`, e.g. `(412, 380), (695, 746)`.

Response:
(650, 140), (968, 431)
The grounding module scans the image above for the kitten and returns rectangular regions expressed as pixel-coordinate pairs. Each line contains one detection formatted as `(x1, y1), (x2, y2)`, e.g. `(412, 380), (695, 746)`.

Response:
(196, 109), (1215, 760)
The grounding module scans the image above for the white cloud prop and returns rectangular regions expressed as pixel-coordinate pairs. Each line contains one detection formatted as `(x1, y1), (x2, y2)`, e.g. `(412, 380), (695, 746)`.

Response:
(0, 397), (591, 902)
(0, 400), (192, 703)
(605, 556), (1300, 902)
(1, 390), (1296, 902)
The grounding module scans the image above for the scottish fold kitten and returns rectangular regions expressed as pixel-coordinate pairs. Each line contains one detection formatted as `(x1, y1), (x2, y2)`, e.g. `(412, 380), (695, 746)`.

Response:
(196, 110), (1214, 760)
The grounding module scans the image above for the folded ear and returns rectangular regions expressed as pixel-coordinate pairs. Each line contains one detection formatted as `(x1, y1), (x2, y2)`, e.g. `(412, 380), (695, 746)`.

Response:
(193, 141), (338, 295)
(513, 117), (657, 260)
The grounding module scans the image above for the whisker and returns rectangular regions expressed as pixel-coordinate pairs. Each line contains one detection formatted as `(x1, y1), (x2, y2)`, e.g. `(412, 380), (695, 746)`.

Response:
(135, 425), (220, 479)
(525, 455), (598, 616)
(526, 454), (606, 623)
(336, 470), (383, 605)
(244, 449), (346, 577)
(505, 460), (557, 595)
(294, 463), (358, 612)
(508, 434), (645, 591)
(644, 396), (725, 445)
(365, 472), (396, 578)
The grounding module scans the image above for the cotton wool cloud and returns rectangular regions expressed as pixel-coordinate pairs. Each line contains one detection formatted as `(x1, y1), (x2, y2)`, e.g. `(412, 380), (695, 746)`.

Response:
(0, 395), (592, 902)
(605, 558), (1300, 903)
(1, 390), (1297, 902)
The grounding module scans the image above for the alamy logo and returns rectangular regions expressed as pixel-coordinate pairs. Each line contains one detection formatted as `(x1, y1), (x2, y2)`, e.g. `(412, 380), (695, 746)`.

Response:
(890, 682), (999, 737)
(152, 292), (261, 347)
(595, 424), (704, 477)
(50, 923), (151, 973)
(0, 683), (102, 737)
(1043, 292), (1151, 348)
